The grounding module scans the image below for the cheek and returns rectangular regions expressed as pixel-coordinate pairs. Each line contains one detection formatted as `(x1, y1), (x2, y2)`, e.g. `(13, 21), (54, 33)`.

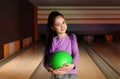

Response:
(55, 27), (60, 31)
(58, 28), (61, 31)
(65, 25), (67, 29)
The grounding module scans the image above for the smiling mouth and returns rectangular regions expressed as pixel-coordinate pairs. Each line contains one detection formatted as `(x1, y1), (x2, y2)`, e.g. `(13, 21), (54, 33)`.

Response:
(61, 29), (65, 31)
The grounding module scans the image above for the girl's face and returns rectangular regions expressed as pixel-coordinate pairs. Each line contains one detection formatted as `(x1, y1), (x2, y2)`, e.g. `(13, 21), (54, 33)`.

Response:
(51, 16), (67, 35)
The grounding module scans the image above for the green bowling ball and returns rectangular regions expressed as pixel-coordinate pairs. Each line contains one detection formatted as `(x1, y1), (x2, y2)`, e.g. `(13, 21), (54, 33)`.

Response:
(50, 51), (73, 69)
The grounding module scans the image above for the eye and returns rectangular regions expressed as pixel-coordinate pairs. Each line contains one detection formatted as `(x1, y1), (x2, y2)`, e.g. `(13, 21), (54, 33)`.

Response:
(63, 21), (66, 24)
(54, 24), (60, 27)
(56, 24), (60, 26)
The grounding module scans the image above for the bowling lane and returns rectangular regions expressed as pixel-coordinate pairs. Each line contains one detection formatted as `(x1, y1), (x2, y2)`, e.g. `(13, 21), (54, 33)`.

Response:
(0, 42), (107, 79)
(77, 46), (106, 79)
(113, 41), (120, 46)
(33, 45), (106, 79)
(0, 43), (44, 79)
(30, 62), (52, 79)
(89, 41), (120, 70)
(108, 41), (120, 52)
(37, 65), (52, 79)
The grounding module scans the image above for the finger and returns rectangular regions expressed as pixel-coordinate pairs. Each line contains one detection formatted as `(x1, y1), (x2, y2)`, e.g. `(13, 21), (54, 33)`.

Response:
(65, 64), (69, 67)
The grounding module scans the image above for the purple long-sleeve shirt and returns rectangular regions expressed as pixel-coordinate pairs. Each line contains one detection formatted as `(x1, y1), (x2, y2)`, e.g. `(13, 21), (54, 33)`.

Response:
(44, 34), (80, 74)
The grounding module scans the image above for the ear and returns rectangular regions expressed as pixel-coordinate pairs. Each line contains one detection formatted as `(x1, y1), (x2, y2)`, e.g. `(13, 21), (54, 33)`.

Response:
(51, 26), (55, 31)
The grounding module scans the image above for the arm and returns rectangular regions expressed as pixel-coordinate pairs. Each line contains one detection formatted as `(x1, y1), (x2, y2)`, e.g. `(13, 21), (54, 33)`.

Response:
(71, 34), (80, 68)
(43, 37), (55, 71)
(58, 34), (80, 72)
(44, 44), (68, 74)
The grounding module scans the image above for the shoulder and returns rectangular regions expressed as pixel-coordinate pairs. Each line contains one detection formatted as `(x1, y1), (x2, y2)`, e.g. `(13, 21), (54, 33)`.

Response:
(52, 36), (58, 43)
(53, 36), (58, 40)
(69, 33), (77, 40)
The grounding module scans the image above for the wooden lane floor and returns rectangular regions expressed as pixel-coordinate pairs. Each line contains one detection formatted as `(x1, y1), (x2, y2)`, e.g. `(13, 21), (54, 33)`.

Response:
(89, 41), (120, 70)
(34, 45), (106, 79)
(0, 43), (44, 79)
(107, 41), (120, 52)
(30, 61), (52, 79)
(0, 42), (106, 79)
(77, 46), (106, 79)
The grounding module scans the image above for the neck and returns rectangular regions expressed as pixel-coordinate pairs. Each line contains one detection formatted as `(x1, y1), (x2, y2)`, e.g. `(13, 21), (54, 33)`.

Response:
(57, 33), (67, 38)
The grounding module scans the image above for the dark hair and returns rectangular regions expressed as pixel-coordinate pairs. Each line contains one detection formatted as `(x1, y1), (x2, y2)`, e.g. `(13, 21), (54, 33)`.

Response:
(47, 11), (64, 28)
(44, 11), (64, 66)
(45, 11), (64, 51)
(44, 11), (72, 67)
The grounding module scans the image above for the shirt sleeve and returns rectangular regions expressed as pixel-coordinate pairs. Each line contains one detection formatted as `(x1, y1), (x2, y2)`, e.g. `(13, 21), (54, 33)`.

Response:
(71, 34), (80, 65)
(43, 38), (55, 70)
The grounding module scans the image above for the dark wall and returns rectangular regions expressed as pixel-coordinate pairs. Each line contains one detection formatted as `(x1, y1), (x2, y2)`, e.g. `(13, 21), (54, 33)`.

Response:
(0, 45), (3, 59)
(0, 0), (34, 59)
(18, 0), (34, 39)
(0, 0), (20, 44)
(29, 0), (120, 6)
(0, 0), (34, 45)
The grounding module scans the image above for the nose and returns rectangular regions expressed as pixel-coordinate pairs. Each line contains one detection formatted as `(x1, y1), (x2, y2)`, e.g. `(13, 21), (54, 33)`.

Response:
(61, 24), (64, 28)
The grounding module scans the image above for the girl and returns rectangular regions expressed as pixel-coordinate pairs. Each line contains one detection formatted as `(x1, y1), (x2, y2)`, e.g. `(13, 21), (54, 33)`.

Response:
(44, 11), (80, 79)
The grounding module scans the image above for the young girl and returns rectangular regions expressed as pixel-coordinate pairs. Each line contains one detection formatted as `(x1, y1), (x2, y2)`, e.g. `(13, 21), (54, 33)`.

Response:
(44, 11), (80, 79)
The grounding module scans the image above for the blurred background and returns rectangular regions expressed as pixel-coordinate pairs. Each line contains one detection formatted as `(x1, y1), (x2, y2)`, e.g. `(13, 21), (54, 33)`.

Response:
(0, 0), (120, 79)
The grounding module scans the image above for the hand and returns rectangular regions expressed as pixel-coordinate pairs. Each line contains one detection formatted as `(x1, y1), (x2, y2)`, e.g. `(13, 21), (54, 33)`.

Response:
(47, 64), (75, 75)
(52, 67), (68, 75)
(47, 67), (68, 75)
(47, 67), (54, 72)
(52, 64), (75, 75)
(62, 64), (75, 71)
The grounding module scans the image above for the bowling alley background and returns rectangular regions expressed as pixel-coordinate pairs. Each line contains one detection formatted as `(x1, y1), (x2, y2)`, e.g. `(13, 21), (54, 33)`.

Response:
(0, 1), (35, 59)
(0, 0), (120, 79)
(0, 0), (120, 62)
